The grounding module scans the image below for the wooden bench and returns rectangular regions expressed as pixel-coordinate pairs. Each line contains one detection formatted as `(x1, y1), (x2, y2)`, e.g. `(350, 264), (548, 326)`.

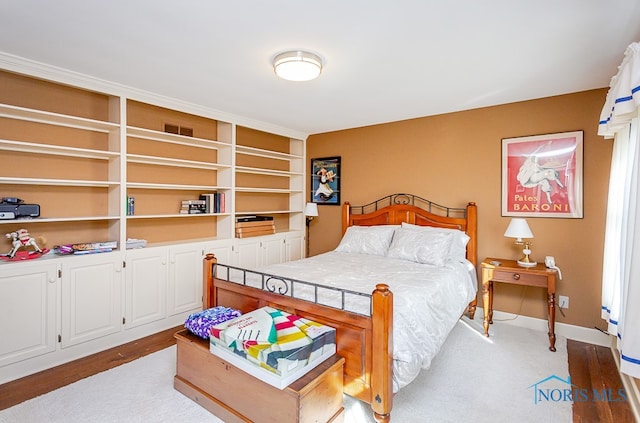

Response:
(174, 329), (345, 423)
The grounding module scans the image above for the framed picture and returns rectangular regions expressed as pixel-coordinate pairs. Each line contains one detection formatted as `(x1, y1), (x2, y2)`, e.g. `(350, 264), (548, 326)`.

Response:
(502, 131), (583, 218)
(311, 156), (341, 205)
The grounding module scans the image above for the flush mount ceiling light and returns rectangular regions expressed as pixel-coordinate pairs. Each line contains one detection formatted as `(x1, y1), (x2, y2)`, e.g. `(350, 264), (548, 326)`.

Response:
(273, 50), (322, 82)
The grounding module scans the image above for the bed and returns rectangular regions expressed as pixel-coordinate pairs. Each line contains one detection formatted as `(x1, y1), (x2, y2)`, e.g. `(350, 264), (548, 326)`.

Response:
(200, 193), (478, 422)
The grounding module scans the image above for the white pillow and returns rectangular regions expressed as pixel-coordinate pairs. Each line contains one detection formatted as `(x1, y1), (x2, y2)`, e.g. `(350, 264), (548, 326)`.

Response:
(386, 227), (453, 266)
(335, 225), (398, 256)
(401, 222), (470, 261)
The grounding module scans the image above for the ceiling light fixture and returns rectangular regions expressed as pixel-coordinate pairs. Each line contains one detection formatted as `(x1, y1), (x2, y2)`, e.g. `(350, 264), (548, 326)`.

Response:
(273, 50), (322, 82)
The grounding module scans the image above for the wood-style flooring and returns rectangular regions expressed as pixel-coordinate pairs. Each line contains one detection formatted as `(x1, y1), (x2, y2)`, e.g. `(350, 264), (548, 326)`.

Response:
(0, 329), (635, 422)
(568, 339), (635, 422)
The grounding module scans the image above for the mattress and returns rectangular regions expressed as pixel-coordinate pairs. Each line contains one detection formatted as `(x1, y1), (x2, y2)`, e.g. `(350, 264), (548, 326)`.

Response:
(228, 251), (477, 392)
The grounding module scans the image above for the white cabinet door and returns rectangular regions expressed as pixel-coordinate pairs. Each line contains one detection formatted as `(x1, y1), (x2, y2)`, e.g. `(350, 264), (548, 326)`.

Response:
(234, 238), (262, 269)
(60, 254), (123, 348)
(234, 235), (286, 269)
(262, 236), (285, 266)
(124, 247), (167, 329)
(285, 232), (304, 262)
(203, 240), (233, 266)
(167, 244), (202, 316)
(0, 262), (57, 367)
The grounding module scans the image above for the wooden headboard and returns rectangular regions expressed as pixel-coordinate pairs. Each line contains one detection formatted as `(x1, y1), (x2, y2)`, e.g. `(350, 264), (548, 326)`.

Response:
(342, 193), (478, 266)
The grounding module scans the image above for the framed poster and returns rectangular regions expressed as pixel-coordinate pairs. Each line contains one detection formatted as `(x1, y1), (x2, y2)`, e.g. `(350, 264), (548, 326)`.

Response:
(311, 156), (340, 205)
(502, 131), (583, 218)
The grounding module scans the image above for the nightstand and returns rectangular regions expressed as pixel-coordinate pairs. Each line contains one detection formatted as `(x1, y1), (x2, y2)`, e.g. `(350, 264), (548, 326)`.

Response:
(480, 257), (559, 352)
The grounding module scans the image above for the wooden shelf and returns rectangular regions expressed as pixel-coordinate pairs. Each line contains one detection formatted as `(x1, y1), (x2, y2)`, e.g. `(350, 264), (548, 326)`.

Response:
(236, 145), (302, 161)
(234, 187), (301, 194)
(235, 165), (302, 177)
(127, 154), (231, 170)
(127, 126), (228, 150)
(0, 215), (118, 225)
(125, 182), (229, 191)
(0, 103), (118, 132)
(0, 176), (119, 187)
(126, 213), (231, 219)
(0, 139), (118, 159)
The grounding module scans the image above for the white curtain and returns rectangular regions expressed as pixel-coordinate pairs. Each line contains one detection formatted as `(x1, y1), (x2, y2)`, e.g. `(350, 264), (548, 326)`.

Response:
(599, 41), (640, 379)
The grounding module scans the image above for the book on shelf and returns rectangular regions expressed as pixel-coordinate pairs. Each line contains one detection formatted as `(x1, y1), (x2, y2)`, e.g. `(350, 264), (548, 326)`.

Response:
(56, 240), (118, 255)
(235, 220), (278, 228)
(180, 203), (207, 214)
(125, 238), (147, 249)
(181, 199), (206, 205)
(219, 193), (225, 213)
(235, 224), (276, 234)
(67, 241), (118, 251)
(73, 248), (113, 255)
(236, 215), (274, 223)
(199, 192), (226, 213)
(200, 194), (214, 213)
(235, 227), (276, 238)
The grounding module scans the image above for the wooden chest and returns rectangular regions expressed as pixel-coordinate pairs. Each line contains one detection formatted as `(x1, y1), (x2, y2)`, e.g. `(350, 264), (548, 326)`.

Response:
(174, 330), (345, 423)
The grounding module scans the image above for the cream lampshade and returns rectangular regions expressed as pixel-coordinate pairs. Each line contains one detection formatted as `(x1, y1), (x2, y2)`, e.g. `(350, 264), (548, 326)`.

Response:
(304, 202), (318, 223)
(504, 218), (536, 267)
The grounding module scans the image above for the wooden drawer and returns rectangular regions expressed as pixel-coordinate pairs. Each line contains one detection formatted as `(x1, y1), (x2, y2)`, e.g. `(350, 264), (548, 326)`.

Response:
(174, 330), (344, 423)
(491, 269), (548, 287)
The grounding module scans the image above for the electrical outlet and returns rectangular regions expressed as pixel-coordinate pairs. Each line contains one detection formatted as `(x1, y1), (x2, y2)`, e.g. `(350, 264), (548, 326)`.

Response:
(559, 295), (569, 309)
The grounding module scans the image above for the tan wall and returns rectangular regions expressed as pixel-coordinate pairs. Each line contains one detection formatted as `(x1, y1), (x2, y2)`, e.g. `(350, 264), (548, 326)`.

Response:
(306, 88), (612, 330)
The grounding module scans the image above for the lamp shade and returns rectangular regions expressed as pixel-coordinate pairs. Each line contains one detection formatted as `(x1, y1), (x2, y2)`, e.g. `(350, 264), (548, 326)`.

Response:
(273, 51), (322, 82)
(304, 202), (318, 217)
(504, 218), (534, 242)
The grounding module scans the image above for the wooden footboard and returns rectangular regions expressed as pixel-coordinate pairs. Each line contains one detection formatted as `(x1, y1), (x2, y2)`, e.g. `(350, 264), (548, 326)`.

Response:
(203, 254), (394, 423)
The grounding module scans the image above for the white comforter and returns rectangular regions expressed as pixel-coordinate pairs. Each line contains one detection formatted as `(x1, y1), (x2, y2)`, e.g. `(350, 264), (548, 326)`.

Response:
(239, 251), (477, 392)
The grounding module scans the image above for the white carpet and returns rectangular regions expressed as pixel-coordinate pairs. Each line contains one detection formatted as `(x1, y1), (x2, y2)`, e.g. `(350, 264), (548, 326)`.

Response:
(0, 318), (571, 423)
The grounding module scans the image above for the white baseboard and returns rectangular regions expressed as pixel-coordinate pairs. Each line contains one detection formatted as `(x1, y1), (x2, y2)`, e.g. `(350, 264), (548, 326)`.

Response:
(472, 307), (611, 347)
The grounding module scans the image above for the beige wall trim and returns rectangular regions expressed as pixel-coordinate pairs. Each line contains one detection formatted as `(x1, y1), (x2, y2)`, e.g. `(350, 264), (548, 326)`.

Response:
(474, 308), (611, 347)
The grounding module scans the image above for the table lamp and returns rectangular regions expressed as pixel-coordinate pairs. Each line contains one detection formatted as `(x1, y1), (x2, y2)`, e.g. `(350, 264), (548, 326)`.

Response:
(504, 218), (536, 267)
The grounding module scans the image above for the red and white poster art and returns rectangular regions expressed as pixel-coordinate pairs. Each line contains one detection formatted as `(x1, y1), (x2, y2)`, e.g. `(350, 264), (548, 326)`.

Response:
(502, 131), (583, 218)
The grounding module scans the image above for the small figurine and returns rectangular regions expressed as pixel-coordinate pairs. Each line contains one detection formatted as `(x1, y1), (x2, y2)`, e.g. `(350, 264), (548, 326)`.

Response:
(5, 228), (42, 259)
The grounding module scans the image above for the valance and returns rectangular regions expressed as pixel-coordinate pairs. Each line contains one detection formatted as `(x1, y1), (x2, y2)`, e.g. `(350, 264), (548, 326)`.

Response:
(599, 42), (640, 138)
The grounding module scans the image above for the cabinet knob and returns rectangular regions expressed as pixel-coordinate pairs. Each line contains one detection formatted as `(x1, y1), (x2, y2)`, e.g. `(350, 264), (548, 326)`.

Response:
(513, 273), (520, 280)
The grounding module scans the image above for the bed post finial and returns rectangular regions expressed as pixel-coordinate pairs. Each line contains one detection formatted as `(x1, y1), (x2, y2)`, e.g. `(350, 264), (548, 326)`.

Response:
(203, 254), (217, 309)
(465, 202), (478, 267)
(342, 202), (351, 235)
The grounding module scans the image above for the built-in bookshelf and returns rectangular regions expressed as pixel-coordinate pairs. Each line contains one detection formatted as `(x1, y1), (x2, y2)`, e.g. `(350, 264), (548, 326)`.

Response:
(0, 71), (121, 247)
(235, 126), (305, 235)
(0, 70), (306, 249)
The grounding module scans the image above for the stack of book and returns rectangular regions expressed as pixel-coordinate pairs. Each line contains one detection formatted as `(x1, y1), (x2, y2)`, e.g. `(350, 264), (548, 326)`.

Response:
(199, 193), (226, 213)
(125, 238), (147, 249)
(180, 199), (207, 214)
(235, 216), (275, 238)
(56, 240), (118, 255)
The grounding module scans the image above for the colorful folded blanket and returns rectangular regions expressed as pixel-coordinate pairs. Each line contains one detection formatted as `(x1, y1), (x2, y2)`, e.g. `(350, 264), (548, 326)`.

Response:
(210, 306), (336, 376)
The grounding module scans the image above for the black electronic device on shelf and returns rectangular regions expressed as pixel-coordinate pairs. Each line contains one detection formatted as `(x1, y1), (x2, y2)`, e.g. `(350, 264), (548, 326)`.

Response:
(0, 197), (40, 219)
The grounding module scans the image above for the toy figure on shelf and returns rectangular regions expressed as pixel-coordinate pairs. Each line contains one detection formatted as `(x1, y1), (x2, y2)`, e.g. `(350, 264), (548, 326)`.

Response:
(3, 228), (47, 260)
